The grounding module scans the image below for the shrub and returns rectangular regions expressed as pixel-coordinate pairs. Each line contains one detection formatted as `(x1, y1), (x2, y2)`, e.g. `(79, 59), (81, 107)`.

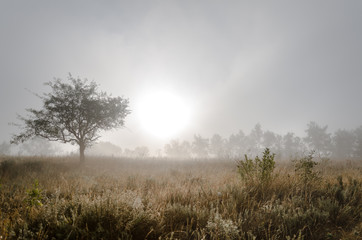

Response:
(26, 180), (43, 207)
(237, 148), (276, 185)
(294, 151), (320, 195)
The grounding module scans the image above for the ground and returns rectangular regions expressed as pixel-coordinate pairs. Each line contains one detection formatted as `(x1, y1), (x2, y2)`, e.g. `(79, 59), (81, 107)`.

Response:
(0, 156), (361, 239)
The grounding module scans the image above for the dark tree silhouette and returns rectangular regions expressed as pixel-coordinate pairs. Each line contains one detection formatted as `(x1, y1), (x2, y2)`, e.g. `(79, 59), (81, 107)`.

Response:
(11, 75), (130, 162)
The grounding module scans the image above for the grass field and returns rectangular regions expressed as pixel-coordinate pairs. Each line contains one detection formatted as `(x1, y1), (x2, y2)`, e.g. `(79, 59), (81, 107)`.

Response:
(0, 155), (361, 239)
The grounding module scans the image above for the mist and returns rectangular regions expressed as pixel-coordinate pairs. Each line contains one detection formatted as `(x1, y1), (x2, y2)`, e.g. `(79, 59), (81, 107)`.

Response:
(1, 1), (362, 158)
(1, 3), (362, 238)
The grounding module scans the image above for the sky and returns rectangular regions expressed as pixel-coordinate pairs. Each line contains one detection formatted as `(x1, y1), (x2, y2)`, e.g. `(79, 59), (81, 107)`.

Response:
(1, 1), (362, 153)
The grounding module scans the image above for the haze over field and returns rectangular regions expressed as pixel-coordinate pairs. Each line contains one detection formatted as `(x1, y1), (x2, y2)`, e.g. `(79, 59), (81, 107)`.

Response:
(1, 1), (362, 154)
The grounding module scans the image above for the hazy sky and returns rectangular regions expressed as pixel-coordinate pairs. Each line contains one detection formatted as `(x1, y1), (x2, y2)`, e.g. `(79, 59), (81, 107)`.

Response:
(1, 1), (362, 152)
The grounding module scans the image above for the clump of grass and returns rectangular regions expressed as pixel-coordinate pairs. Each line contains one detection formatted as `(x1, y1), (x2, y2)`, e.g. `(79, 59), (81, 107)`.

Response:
(206, 212), (240, 239)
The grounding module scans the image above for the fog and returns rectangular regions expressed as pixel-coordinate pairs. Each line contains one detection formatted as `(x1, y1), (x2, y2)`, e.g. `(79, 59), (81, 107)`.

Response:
(1, 1), (362, 157)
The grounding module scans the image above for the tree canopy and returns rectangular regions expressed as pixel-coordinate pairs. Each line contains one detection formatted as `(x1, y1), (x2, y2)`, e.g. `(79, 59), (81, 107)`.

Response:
(12, 75), (130, 162)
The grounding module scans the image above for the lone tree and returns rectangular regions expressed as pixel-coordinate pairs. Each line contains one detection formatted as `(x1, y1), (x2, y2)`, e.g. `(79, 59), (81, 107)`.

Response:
(11, 75), (130, 162)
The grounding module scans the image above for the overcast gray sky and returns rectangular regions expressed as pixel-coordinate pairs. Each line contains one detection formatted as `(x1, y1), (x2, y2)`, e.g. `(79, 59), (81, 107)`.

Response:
(1, 1), (362, 152)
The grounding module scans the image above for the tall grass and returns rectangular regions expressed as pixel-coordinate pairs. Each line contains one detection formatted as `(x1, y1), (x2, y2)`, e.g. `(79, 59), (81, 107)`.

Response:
(0, 156), (361, 239)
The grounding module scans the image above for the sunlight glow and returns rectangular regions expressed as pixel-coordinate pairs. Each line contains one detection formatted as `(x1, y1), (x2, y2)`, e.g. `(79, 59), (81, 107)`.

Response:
(138, 90), (191, 138)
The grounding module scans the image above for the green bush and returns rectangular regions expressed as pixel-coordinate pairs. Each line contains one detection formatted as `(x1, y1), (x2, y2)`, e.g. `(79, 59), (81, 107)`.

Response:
(237, 148), (276, 185)
(294, 152), (319, 185)
(26, 180), (43, 207)
(294, 152), (320, 198)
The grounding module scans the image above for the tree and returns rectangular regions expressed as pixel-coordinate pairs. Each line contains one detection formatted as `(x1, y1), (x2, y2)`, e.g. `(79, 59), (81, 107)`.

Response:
(331, 129), (355, 160)
(226, 130), (247, 158)
(123, 146), (150, 158)
(304, 121), (331, 158)
(262, 130), (277, 149)
(18, 137), (61, 156)
(11, 75), (130, 162)
(283, 132), (304, 160)
(133, 146), (150, 158)
(263, 131), (283, 159)
(354, 126), (362, 160)
(0, 141), (11, 156)
(164, 139), (191, 158)
(86, 141), (123, 157)
(247, 123), (264, 156)
(192, 134), (209, 158)
(209, 134), (227, 159)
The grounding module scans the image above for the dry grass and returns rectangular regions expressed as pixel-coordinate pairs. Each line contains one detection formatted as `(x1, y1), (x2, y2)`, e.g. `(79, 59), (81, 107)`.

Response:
(0, 156), (361, 239)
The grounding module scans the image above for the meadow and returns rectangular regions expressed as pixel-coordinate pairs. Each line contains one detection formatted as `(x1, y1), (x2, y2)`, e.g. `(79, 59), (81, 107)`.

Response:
(0, 154), (361, 239)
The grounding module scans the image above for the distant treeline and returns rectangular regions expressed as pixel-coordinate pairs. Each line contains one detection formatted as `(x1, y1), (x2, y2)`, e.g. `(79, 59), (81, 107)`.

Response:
(0, 137), (61, 156)
(164, 121), (362, 160)
(1, 121), (361, 160)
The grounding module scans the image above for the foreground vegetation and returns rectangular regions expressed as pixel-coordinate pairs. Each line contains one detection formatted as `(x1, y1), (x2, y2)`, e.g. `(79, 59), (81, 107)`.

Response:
(0, 154), (361, 239)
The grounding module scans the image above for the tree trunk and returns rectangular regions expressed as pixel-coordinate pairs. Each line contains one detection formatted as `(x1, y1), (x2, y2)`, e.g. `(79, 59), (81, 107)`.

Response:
(79, 142), (85, 163)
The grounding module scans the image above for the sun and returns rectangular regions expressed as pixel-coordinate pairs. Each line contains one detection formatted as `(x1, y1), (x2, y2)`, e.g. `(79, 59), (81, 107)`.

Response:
(137, 90), (191, 138)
